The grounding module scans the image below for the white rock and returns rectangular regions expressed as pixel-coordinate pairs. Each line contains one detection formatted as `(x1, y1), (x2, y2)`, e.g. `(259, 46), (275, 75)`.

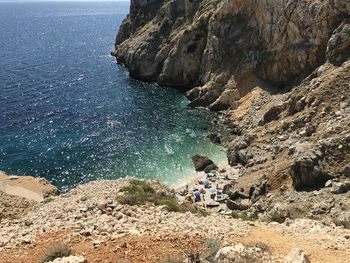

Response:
(285, 248), (311, 263)
(48, 255), (86, 263)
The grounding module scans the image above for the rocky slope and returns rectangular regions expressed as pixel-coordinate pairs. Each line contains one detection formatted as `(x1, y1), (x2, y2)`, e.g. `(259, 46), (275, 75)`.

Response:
(1, 179), (350, 263)
(113, 0), (350, 229)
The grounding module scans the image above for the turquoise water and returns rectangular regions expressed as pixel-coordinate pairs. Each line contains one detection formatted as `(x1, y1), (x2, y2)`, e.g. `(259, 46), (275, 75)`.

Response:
(0, 2), (226, 190)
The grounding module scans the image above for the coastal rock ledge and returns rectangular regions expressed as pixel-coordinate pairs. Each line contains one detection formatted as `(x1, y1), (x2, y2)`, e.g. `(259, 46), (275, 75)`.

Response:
(113, 0), (350, 110)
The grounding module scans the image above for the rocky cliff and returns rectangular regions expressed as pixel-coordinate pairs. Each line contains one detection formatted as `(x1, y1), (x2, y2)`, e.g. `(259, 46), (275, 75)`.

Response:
(113, 0), (350, 227)
(113, 0), (349, 110)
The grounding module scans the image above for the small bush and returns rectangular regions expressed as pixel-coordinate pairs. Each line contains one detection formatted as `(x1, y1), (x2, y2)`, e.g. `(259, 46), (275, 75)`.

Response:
(203, 239), (221, 261)
(42, 197), (54, 204)
(117, 180), (191, 213)
(40, 244), (72, 263)
(231, 212), (257, 222)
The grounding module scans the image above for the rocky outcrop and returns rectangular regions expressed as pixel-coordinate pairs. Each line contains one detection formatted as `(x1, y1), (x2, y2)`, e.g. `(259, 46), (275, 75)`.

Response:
(289, 151), (331, 191)
(192, 154), (214, 172)
(114, 0), (350, 109)
(0, 171), (59, 219)
(214, 244), (274, 263)
(0, 171), (59, 202)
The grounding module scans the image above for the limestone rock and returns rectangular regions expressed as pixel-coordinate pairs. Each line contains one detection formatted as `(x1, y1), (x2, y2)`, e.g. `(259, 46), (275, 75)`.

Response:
(330, 181), (350, 194)
(48, 256), (86, 263)
(333, 212), (350, 229)
(284, 248), (311, 263)
(214, 244), (265, 263)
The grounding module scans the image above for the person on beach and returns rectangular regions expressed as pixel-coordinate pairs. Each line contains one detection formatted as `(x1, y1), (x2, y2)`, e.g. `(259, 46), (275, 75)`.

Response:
(194, 190), (201, 202)
(203, 177), (210, 188)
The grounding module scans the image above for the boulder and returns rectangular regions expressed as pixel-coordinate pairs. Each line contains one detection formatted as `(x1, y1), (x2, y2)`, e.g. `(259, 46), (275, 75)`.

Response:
(304, 123), (316, 137)
(227, 136), (253, 166)
(343, 165), (350, 177)
(204, 164), (219, 173)
(209, 88), (240, 111)
(228, 149), (253, 167)
(284, 248), (311, 263)
(185, 86), (201, 101)
(48, 256), (87, 263)
(228, 189), (249, 200)
(333, 211), (350, 229)
(207, 133), (221, 144)
(249, 181), (267, 202)
(330, 181), (350, 194)
(263, 203), (303, 223)
(227, 199), (250, 211)
(287, 96), (306, 115)
(97, 201), (108, 211)
(289, 154), (330, 190)
(326, 21), (350, 65)
(259, 105), (283, 126)
(191, 154), (214, 171)
(214, 244), (264, 263)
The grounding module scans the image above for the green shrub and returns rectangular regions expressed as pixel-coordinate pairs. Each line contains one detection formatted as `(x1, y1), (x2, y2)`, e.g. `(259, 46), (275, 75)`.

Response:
(42, 197), (54, 204)
(117, 180), (191, 213)
(231, 212), (257, 222)
(40, 244), (72, 263)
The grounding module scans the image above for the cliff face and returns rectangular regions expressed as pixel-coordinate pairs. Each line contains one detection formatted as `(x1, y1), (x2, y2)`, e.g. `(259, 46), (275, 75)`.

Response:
(114, 0), (349, 110)
(113, 0), (350, 225)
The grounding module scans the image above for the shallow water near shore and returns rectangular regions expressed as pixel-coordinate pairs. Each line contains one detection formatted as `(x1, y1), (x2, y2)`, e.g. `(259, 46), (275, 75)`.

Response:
(0, 2), (226, 190)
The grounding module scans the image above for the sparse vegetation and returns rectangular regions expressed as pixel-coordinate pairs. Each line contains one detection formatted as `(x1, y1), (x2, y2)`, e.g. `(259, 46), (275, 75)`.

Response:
(231, 212), (257, 222)
(203, 238), (221, 261)
(42, 197), (54, 204)
(40, 244), (73, 263)
(117, 179), (190, 213)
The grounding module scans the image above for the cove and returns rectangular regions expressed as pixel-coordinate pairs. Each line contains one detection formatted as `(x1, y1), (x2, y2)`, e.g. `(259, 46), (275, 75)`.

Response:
(0, 1), (226, 190)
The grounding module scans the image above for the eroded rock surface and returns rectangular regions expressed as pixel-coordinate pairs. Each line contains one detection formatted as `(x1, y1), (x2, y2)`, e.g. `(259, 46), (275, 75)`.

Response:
(114, 0), (350, 110)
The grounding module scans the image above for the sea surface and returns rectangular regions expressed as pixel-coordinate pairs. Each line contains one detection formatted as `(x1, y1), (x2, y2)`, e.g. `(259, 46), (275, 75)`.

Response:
(0, 1), (226, 190)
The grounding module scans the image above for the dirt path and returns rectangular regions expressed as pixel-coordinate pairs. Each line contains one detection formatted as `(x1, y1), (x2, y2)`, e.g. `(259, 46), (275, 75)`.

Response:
(1, 221), (349, 263)
(237, 224), (350, 263)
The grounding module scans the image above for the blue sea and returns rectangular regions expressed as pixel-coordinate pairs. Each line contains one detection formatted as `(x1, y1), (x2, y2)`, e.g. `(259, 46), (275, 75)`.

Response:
(0, 1), (225, 190)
